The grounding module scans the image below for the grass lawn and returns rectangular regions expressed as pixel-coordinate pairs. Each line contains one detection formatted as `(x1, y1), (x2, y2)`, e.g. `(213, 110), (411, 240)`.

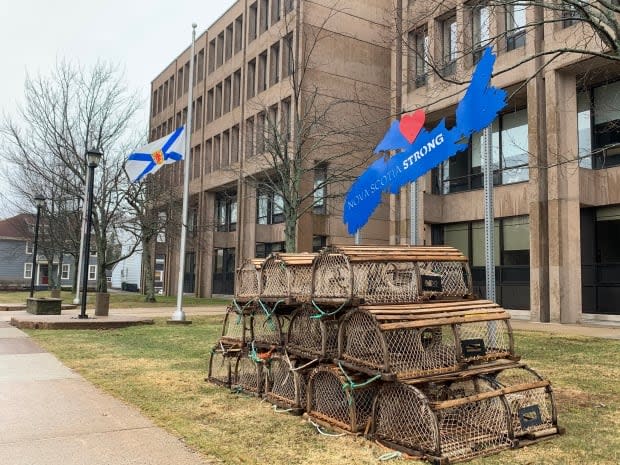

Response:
(0, 290), (228, 307)
(27, 318), (620, 465)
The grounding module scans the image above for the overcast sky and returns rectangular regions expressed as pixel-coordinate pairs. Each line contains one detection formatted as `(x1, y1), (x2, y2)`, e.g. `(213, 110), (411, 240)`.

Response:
(0, 0), (236, 218)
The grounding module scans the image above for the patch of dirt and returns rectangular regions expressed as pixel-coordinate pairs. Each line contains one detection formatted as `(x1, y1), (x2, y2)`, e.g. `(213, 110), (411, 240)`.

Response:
(554, 387), (596, 409)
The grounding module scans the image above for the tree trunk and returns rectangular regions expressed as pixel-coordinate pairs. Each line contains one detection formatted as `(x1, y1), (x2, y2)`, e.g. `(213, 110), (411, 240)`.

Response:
(96, 237), (108, 293)
(285, 216), (297, 252)
(55, 255), (64, 290)
(142, 233), (156, 303)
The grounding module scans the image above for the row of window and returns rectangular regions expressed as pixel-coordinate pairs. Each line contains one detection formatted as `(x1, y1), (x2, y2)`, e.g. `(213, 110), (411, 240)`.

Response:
(153, 1), (296, 118)
(407, 2), (588, 89)
(23, 263), (96, 280)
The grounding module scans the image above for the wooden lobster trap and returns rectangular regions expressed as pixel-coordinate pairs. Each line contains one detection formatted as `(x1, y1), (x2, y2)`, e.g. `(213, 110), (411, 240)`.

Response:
(260, 252), (317, 303)
(206, 342), (241, 387)
(220, 304), (252, 347)
(263, 354), (314, 415)
(231, 351), (267, 396)
(311, 246), (473, 306)
(337, 300), (515, 380)
(371, 376), (514, 464)
(235, 258), (264, 303)
(306, 365), (379, 434)
(485, 365), (560, 443)
(286, 304), (340, 360)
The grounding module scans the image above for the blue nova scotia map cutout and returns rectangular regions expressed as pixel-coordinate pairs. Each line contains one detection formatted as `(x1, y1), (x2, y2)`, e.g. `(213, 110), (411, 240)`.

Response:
(343, 47), (507, 235)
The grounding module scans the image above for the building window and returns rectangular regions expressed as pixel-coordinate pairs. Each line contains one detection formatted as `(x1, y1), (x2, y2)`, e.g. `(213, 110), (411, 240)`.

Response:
(246, 117), (255, 158)
(256, 241), (285, 258)
(223, 77), (231, 114)
(257, 112), (266, 154)
(313, 163), (327, 214)
(259, 0), (269, 34)
(234, 15), (244, 54)
(258, 51), (268, 93)
(247, 59), (256, 98)
(216, 192), (237, 232)
(225, 24), (233, 61)
(157, 212), (167, 243)
(281, 98), (291, 141)
(249, 2), (258, 42)
(441, 13), (457, 76)
(88, 265), (97, 281)
(506, 2), (526, 51)
(24, 263), (33, 279)
(580, 81), (620, 169)
(409, 27), (429, 88)
(433, 108), (529, 194)
(208, 39), (216, 74)
(217, 31), (224, 67)
(61, 264), (70, 280)
(282, 33), (294, 79)
(197, 49), (205, 82)
(271, 0), (281, 24)
(270, 42), (280, 86)
(26, 241), (33, 254)
(215, 83), (222, 119)
(561, 4), (581, 28)
(472, 2), (490, 64)
(284, 0), (294, 15)
(233, 69), (241, 108)
(257, 190), (284, 225)
(312, 235), (327, 252)
(435, 216), (530, 309)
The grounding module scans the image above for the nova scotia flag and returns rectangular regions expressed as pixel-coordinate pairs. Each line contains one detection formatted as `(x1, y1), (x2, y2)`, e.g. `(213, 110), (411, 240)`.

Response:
(125, 126), (185, 182)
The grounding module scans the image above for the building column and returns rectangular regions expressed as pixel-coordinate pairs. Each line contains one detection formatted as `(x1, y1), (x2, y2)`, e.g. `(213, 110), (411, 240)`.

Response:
(545, 70), (582, 323)
(527, 71), (549, 322)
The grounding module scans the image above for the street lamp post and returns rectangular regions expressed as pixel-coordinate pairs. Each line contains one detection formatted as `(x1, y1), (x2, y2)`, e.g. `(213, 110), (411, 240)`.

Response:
(78, 148), (102, 319)
(29, 194), (46, 298)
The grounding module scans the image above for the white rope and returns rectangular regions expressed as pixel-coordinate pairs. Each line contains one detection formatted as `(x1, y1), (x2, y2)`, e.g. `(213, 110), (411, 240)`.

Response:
(308, 419), (346, 437)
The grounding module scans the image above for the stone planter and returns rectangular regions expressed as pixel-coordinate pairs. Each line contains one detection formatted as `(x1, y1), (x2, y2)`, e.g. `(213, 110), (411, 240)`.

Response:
(26, 298), (62, 315)
(95, 292), (110, 316)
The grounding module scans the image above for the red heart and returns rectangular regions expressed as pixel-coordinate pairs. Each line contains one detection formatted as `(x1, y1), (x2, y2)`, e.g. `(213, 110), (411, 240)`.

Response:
(399, 110), (426, 144)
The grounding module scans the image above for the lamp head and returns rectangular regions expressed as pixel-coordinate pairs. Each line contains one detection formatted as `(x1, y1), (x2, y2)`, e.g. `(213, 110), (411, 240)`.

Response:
(34, 194), (46, 208)
(86, 148), (103, 168)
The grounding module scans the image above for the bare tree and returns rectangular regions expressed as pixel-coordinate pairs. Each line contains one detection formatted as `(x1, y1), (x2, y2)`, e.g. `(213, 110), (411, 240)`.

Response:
(0, 60), (143, 293)
(239, 1), (391, 252)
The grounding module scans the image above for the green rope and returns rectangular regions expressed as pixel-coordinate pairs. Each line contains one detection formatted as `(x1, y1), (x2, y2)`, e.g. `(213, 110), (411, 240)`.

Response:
(249, 341), (262, 364)
(338, 362), (381, 405)
(232, 298), (254, 324)
(257, 299), (281, 330)
(310, 300), (347, 319)
(378, 451), (402, 461)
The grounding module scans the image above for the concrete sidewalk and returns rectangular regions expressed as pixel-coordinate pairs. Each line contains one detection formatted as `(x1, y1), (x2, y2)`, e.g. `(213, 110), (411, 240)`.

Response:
(0, 322), (213, 465)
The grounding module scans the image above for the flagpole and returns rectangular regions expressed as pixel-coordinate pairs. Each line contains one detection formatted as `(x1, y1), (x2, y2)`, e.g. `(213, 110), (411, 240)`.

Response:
(73, 169), (90, 304)
(170, 23), (197, 323)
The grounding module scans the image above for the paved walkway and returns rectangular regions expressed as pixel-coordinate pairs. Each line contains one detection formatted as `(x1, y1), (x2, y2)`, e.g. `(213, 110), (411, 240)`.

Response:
(0, 319), (215, 465)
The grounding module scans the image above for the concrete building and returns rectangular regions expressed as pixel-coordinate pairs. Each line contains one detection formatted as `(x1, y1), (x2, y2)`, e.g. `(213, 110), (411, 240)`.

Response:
(149, 0), (392, 296)
(391, 1), (620, 324)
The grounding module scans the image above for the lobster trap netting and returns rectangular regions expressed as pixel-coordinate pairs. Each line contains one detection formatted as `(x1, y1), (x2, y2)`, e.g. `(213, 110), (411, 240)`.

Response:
(424, 378), (512, 462)
(286, 305), (340, 359)
(251, 306), (285, 347)
(457, 319), (514, 362)
(264, 354), (311, 412)
(232, 353), (265, 395)
(207, 344), (238, 387)
(338, 310), (459, 379)
(352, 261), (419, 304)
(312, 252), (351, 301)
(260, 253), (315, 301)
(418, 261), (472, 299)
(306, 366), (378, 433)
(489, 366), (557, 438)
(235, 259), (263, 302)
(221, 306), (251, 347)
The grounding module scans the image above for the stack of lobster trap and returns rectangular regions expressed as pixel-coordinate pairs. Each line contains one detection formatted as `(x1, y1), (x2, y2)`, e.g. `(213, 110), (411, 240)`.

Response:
(207, 246), (562, 464)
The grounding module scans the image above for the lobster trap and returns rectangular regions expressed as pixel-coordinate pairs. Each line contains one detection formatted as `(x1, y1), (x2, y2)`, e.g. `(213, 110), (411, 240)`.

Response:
(260, 252), (316, 303)
(372, 377), (514, 464)
(250, 301), (287, 348)
(486, 365), (560, 442)
(263, 354), (314, 415)
(286, 304), (340, 360)
(231, 351), (266, 396)
(311, 246), (473, 306)
(220, 304), (252, 347)
(306, 365), (379, 433)
(337, 300), (515, 380)
(235, 258), (264, 303)
(206, 343), (241, 387)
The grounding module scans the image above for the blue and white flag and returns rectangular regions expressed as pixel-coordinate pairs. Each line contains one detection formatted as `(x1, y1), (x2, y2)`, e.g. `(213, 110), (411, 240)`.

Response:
(125, 126), (185, 183)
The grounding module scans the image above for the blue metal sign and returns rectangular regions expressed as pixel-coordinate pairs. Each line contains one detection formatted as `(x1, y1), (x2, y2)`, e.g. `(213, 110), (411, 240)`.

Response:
(343, 47), (508, 235)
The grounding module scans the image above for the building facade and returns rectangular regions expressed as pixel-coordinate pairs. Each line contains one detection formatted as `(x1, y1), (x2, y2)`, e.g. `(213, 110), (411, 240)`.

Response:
(0, 214), (98, 290)
(392, 0), (620, 324)
(149, 0), (392, 296)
